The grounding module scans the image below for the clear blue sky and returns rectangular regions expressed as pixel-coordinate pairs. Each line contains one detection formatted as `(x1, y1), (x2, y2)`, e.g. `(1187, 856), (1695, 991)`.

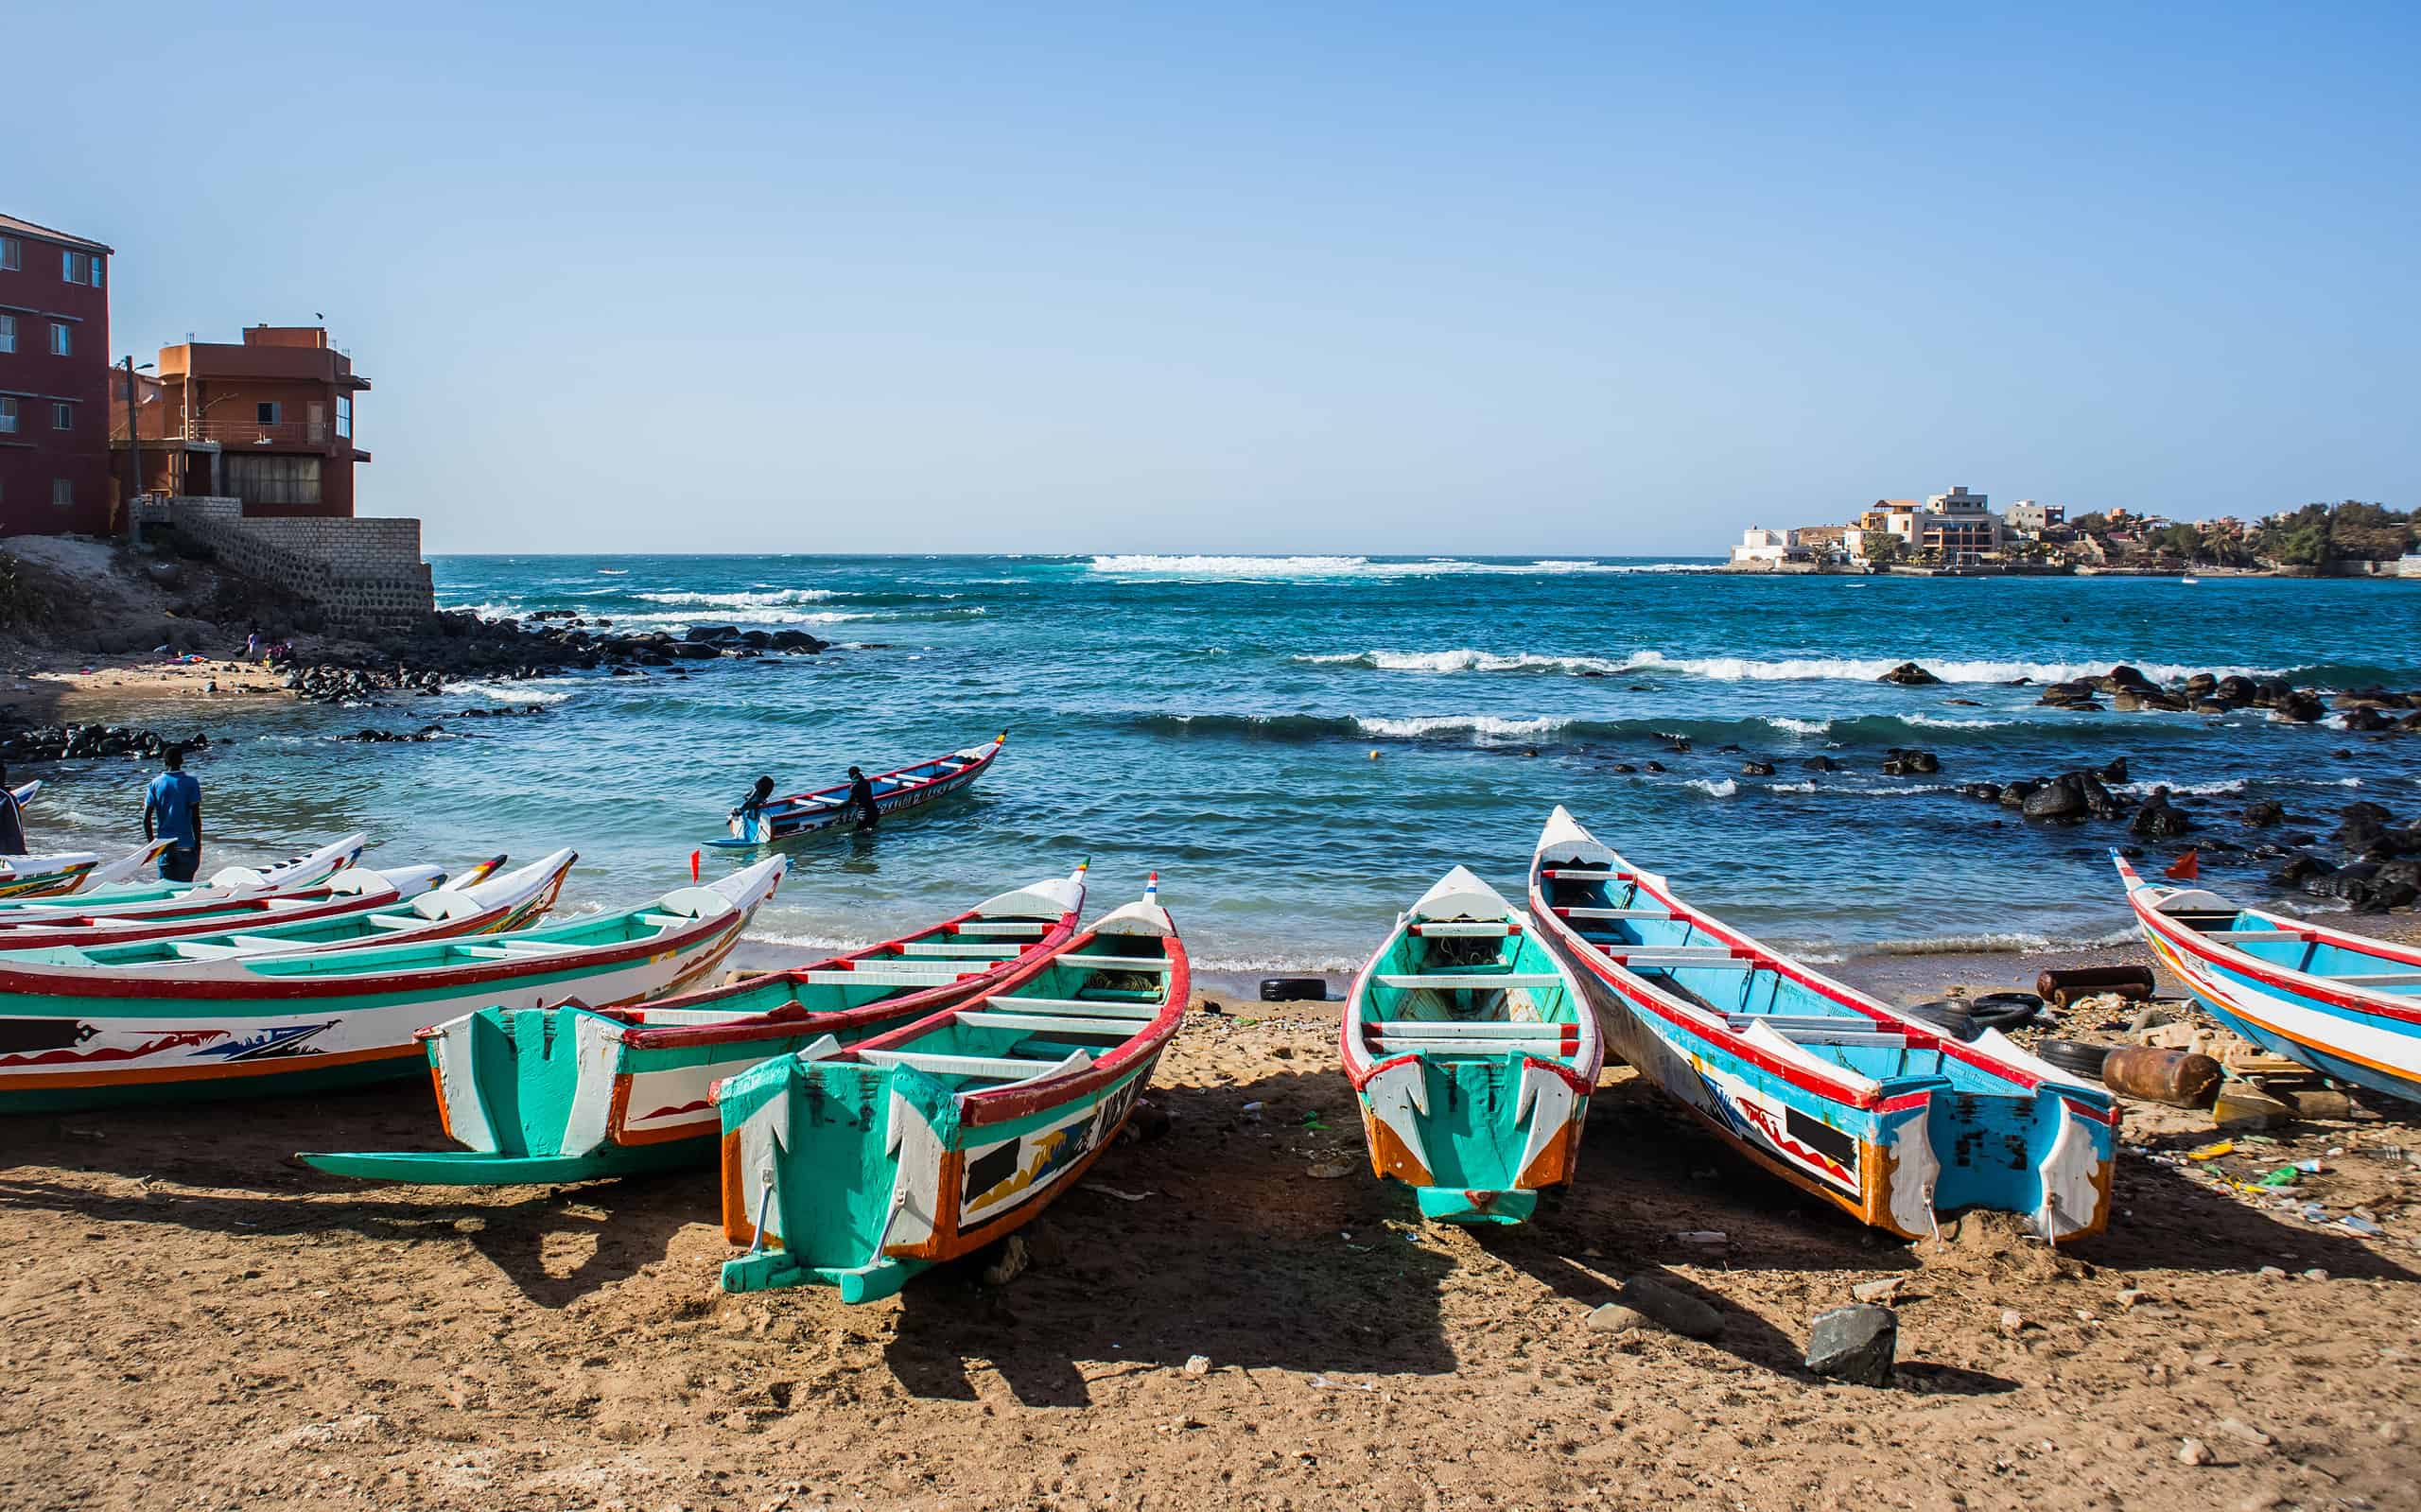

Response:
(13, 3), (2415, 552)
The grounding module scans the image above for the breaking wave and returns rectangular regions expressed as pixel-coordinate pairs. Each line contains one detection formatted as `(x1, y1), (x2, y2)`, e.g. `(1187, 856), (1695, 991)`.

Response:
(1089, 555), (1710, 580)
(634, 588), (840, 607)
(1298, 647), (2300, 686)
(446, 680), (573, 704)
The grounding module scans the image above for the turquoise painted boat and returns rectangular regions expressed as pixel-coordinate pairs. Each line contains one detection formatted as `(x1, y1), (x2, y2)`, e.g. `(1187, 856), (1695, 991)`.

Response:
(300, 862), (1093, 1184)
(1340, 866), (1601, 1225)
(0, 857), (781, 1113)
(0, 849), (574, 972)
(712, 734), (1005, 847)
(0, 834), (369, 918)
(716, 874), (1185, 1301)
(0, 838), (179, 901)
(1527, 807), (2118, 1242)
(2119, 853), (2421, 1104)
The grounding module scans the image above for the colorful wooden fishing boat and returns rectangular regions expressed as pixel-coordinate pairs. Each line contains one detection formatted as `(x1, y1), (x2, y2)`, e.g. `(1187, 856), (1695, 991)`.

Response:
(0, 850), (572, 972)
(0, 857), (781, 1113)
(2118, 853), (2421, 1103)
(717, 874), (1184, 1301)
(0, 839), (180, 901)
(1340, 866), (1600, 1225)
(302, 861), (1093, 1183)
(1528, 808), (2117, 1242)
(0, 854), (489, 954)
(713, 733), (1006, 847)
(0, 834), (371, 917)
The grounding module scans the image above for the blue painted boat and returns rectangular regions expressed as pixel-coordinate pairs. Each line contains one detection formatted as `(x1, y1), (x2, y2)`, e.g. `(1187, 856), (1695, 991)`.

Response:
(2117, 853), (2421, 1103)
(712, 735), (1005, 847)
(1340, 866), (1601, 1225)
(1528, 808), (2117, 1242)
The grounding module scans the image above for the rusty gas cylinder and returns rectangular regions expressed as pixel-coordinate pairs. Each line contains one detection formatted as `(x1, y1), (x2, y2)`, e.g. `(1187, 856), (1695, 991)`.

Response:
(2099, 1046), (2223, 1107)
(2036, 965), (2157, 1008)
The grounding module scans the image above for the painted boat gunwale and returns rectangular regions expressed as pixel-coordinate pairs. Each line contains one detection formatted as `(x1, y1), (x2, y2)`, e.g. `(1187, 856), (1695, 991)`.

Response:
(0, 872), (438, 954)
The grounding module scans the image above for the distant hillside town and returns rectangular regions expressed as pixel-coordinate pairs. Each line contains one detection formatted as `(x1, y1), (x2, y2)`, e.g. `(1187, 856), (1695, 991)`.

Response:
(1725, 488), (2420, 577)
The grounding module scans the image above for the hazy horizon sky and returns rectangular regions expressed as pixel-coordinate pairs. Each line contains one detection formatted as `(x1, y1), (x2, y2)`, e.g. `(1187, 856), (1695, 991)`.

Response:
(12, 4), (2415, 553)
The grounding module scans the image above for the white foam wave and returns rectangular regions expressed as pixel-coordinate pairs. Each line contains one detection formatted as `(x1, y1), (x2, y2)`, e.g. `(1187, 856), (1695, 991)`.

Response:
(1902, 714), (2012, 729)
(1687, 778), (1740, 798)
(1864, 928), (2137, 957)
(2115, 778), (2247, 797)
(1354, 714), (1564, 739)
(634, 588), (840, 607)
(1768, 780), (1818, 793)
(1301, 648), (1626, 676)
(1089, 555), (1709, 580)
(1620, 652), (2286, 685)
(439, 600), (523, 619)
(1765, 716), (1832, 737)
(605, 609), (883, 628)
(448, 679), (573, 704)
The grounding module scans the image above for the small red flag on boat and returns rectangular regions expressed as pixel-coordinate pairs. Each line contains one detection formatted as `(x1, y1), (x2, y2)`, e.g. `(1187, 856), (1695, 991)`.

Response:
(2164, 848), (2200, 882)
(689, 849), (702, 883)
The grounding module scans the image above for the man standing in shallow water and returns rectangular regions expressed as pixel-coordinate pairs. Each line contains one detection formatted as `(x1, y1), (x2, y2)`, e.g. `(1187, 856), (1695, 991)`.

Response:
(143, 747), (203, 882)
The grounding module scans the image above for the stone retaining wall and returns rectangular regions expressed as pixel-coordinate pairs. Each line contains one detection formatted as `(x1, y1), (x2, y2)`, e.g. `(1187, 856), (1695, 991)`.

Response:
(165, 495), (436, 631)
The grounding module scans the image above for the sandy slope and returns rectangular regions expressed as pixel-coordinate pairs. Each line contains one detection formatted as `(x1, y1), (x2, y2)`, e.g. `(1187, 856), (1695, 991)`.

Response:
(3, 978), (2418, 1511)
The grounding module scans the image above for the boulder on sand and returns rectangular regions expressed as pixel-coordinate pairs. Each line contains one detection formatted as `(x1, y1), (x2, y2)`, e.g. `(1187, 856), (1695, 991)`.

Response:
(1804, 1304), (1897, 1386)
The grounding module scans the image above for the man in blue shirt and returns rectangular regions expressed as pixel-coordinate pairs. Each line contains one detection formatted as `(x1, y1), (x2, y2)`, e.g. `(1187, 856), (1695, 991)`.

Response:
(143, 747), (204, 882)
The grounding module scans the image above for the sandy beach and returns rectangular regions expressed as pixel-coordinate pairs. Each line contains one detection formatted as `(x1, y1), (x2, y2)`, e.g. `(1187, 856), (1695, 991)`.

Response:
(3, 931), (2417, 1511)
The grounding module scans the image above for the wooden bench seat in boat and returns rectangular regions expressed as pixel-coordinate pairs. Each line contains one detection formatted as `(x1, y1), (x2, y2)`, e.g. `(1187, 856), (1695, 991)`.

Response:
(857, 1048), (1090, 1082)
(2215, 930), (2312, 944)
(798, 967), (973, 987)
(953, 922), (1052, 936)
(1372, 972), (1565, 990)
(1060, 954), (1175, 973)
(955, 1011), (1140, 1035)
(1556, 906), (1675, 920)
(1367, 1020), (1576, 1038)
(983, 996), (1161, 1018)
(1408, 921), (1522, 937)
(1539, 867), (1630, 880)
(459, 940), (583, 960)
(895, 943), (1024, 958)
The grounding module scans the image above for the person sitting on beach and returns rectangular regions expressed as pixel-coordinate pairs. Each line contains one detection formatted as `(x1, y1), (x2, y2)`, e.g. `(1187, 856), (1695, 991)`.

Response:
(0, 763), (26, 857)
(846, 766), (880, 831)
(143, 746), (204, 883)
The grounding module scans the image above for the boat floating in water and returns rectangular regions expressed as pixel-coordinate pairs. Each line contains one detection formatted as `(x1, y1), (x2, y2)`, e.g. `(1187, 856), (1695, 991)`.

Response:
(304, 862), (1093, 1184)
(716, 873), (1183, 1301)
(2117, 853), (2421, 1104)
(1340, 866), (1600, 1225)
(1528, 808), (2116, 1242)
(6, 856), (780, 1113)
(713, 734), (1005, 847)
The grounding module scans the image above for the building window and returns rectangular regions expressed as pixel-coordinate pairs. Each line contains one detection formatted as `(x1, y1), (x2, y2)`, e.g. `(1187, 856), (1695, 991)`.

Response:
(0, 397), (15, 435)
(0, 314), (13, 354)
(51, 402), (72, 431)
(48, 322), (71, 356)
(0, 236), (18, 271)
(256, 401), (281, 425)
(51, 478), (72, 510)
(61, 250), (101, 287)
(336, 393), (352, 439)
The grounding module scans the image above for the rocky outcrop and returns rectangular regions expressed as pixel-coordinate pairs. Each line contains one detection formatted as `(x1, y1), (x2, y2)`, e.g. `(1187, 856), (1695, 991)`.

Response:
(1876, 662), (1942, 686)
(0, 724), (212, 762)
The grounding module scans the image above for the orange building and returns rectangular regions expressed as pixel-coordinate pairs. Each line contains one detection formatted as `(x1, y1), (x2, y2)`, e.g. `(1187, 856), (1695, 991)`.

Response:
(113, 325), (370, 518)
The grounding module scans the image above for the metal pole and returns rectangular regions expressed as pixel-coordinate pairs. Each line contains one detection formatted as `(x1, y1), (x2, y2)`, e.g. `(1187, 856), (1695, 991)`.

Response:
(122, 356), (145, 523)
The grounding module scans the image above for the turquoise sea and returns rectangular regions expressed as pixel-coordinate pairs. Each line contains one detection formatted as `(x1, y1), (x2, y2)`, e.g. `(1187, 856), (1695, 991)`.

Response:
(26, 555), (2421, 979)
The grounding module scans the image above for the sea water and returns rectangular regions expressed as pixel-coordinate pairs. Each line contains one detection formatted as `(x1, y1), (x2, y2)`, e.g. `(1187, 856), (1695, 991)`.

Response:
(29, 555), (2421, 976)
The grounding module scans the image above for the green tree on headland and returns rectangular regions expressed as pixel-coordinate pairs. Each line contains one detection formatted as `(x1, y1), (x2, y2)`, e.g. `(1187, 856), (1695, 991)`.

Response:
(2250, 500), (2415, 566)
(1860, 533), (1904, 566)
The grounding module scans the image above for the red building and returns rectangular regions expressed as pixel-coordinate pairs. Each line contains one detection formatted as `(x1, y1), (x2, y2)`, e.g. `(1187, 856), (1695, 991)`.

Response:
(116, 326), (372, 518)
(0, 214), (113, 535)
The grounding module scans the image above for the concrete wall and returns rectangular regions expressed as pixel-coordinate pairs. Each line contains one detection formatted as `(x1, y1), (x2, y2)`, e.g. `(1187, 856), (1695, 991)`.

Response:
(165, 495), (433, 631)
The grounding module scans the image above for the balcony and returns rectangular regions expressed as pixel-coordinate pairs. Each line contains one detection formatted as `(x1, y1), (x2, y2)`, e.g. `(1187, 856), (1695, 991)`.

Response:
(118, 417), (354, 450)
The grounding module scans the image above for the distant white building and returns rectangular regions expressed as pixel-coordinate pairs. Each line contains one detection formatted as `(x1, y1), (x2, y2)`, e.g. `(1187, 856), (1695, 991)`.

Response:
(1729, 527), (1791, 566)
(2007, 499), (2066, 533)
